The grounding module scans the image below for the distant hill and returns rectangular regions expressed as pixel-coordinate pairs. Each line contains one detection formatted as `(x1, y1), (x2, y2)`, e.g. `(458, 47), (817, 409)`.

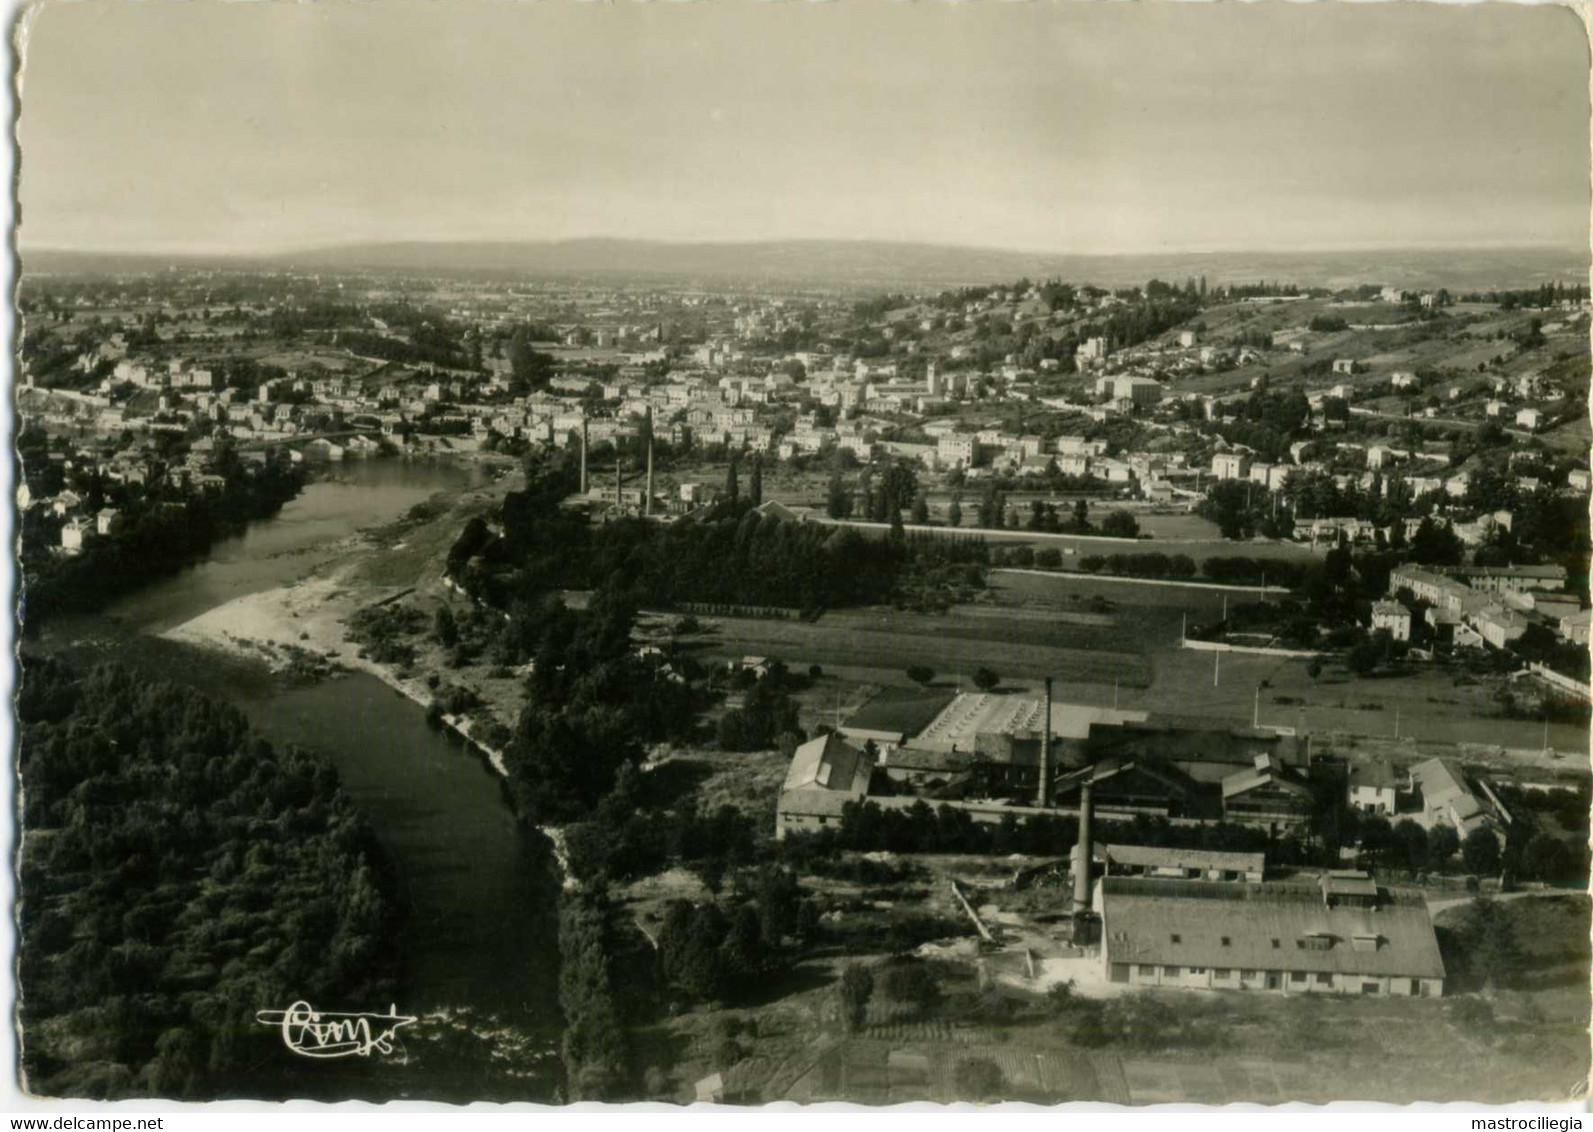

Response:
(21, 238), (1589, 293)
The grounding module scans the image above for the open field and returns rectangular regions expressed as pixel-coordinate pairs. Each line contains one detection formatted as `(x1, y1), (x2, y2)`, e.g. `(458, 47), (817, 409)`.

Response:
(1142, 647), (1592, 758)
(687, 606), (1152, 691)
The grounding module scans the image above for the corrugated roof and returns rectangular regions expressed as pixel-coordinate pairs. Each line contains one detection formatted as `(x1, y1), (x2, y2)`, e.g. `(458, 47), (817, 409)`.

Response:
(1101, 877), (1445, 980)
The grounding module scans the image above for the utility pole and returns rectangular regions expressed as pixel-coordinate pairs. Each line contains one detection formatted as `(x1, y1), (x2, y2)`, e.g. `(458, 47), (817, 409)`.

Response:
(1181, 611), (1187, 644)
(1213, 649), (1221, 688)
(1394, 706), (1401, 740)
(1253, 683), (1260, 729)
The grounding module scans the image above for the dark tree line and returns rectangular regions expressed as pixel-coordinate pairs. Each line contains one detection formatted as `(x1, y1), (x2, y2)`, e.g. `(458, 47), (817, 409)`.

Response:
(452, 450), (981, 617)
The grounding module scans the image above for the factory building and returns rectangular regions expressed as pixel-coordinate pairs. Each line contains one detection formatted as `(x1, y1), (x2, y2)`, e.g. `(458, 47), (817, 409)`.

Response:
(1098, 871), (1445, 997)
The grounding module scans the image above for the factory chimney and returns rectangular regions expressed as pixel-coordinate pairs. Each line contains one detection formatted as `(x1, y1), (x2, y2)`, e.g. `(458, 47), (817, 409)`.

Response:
(1072, 776), (1095, 915)
(645, 409), (655, 518)
(1038, 677), (1053, 807)
(579, 418), (589, 495)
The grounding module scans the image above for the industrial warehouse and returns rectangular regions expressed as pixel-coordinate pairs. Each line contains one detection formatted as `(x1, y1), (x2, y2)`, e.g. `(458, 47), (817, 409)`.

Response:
(778, 682), (1457, 1000)
(1095, 873), (1447, 997)
(778, 681), (1316, 837)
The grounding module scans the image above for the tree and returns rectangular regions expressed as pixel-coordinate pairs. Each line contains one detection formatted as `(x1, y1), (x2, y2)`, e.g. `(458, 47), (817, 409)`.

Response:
(1462, 828), (1501, 876)
(1101, 510), (1140, 538)
(977, 484), (1001, 529)
(1457, 894), (1520, 994)
(748, 456), (763, 507)
(838, 964), (874, 1032)
(1390, 819), (1428, 871)
(558, 892), (631, 1099)
(880, 462), (919, 518)
(508, 327), (555, 393)
(1072, 499), (1090, 530)
(883, 963), (940, 1017)
(1522, 832), (1574, 882)
(1410, 517), (1463, 567)
(905, 665), (935, 686)
(973, 667), (1000, 691)
(1426, 825), (1460, 871)
(433, 605), (459, 648)
(947, 495), (963, 528)
(725, 455), (740, 506)
(1347, 635), (1382, 677)
(911, 493), (930, 525)
(826, 473), (850, 520)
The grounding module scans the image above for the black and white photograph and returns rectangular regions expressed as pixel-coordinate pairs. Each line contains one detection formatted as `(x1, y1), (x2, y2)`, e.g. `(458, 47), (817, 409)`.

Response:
(9, 0), (1592, 1111)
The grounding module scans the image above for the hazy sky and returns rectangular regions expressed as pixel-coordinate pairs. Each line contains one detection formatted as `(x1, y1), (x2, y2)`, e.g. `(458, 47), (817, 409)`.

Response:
(17, 1), (1591, 256)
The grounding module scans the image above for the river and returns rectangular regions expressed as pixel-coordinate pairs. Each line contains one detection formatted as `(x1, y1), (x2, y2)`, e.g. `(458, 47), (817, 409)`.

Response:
(34, 457), (563, 1100)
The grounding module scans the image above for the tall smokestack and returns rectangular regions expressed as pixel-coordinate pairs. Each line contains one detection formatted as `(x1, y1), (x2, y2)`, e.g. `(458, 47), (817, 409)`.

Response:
(1073, 776), (1094, 913)
(579, 418), (589, 495)
(645, 409), (655, 518)
(1039, 677), (1053, 807)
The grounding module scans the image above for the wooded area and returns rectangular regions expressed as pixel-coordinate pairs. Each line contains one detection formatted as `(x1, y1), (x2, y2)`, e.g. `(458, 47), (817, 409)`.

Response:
(18, 659), (400, 1099)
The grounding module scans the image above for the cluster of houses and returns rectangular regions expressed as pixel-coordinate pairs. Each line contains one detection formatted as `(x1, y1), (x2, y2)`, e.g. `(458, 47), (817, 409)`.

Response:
(1382, 561), (1581, 650)
(21, 435), (292, 556)
(1347, 756), (1510, 844)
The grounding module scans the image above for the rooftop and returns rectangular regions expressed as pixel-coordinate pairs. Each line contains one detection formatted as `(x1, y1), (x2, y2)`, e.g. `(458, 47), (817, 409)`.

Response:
(1100, 876), (1445, 981)
(1100, 843), (1266, 875)
(911, 692), (1148, 754)
(782, 732), (871, 795)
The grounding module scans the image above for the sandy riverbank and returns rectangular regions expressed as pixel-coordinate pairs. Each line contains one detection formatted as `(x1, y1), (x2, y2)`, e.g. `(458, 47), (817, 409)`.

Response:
(163, 568), (512, 777)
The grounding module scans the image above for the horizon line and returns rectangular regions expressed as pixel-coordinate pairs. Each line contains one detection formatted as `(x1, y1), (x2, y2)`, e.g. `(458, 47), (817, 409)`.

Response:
(18, 235), (1590, 263)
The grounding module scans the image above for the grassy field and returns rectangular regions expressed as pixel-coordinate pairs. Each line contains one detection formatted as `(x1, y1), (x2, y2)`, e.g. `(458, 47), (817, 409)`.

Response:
(687, 607), (1153, 691)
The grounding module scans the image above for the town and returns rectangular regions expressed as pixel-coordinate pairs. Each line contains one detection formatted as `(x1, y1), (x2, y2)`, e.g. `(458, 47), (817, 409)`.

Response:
(16, 259), (1591, 1104)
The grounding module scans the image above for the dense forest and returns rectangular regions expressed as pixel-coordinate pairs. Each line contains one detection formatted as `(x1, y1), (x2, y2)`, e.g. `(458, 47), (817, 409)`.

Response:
(18, 660), (401, 1099)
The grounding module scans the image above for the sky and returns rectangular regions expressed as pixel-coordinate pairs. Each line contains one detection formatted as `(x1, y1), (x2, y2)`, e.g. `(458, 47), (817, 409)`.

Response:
(15, 0), (1592, 257)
